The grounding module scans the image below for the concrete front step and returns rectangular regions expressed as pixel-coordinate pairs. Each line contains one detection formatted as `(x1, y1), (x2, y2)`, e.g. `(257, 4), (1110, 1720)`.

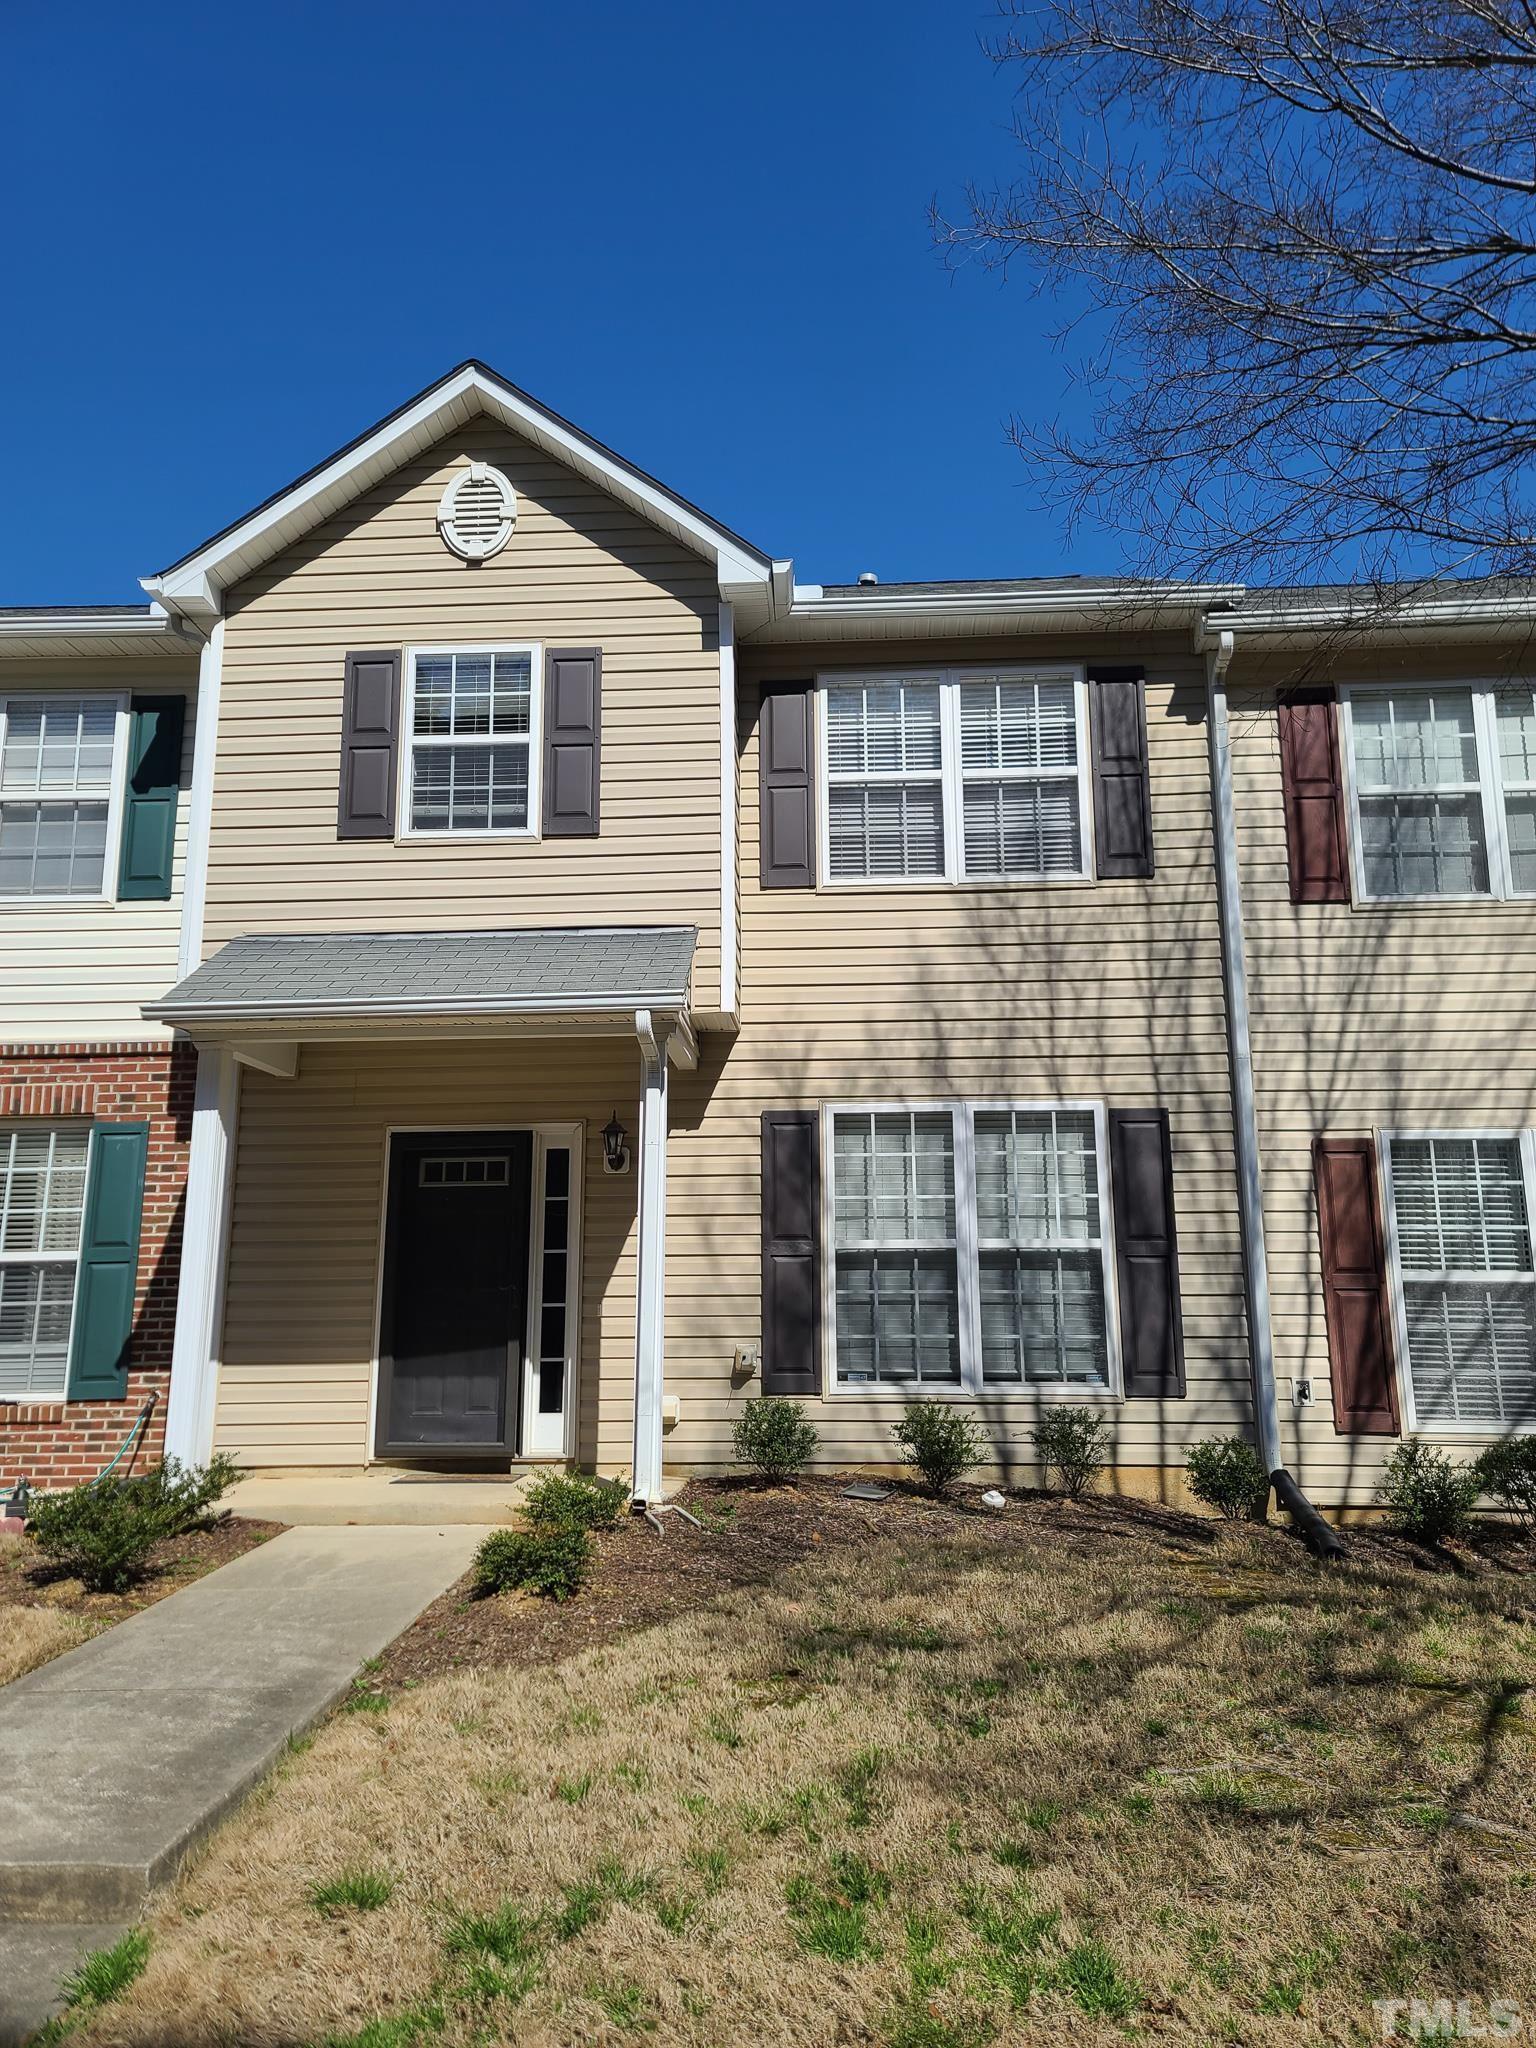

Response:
(0, 1523), (482, 1927)
(0, 1920), (128, 2048)
(227, 1465), (537, 1526)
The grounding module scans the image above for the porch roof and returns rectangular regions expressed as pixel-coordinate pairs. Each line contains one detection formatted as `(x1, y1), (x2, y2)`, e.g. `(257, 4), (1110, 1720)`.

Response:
(144, 925), (697, 1029)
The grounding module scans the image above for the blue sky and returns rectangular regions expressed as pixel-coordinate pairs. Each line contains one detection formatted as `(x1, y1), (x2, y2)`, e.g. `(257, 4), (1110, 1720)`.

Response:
(1, 0), (1112, 603)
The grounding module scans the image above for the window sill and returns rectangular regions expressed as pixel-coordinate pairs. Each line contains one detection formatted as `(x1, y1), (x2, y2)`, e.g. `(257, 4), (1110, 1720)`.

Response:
(828, 1383), (1121, 1402)
(817, 873), (1097, 894)
(394, 830), (541, 845)
(0, 894), (116, 909)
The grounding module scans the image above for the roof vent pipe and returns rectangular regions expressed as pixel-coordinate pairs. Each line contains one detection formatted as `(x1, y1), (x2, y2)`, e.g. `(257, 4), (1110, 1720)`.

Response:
(857, 571), (879, 586)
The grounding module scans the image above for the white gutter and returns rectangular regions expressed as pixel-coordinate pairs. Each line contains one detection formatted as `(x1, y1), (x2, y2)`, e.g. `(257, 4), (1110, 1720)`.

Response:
(0, 609), (198, 642)
(1198, 622), (1283, 1478)
(144, 990), (692, 1025)
(785, 581), (1247, 622)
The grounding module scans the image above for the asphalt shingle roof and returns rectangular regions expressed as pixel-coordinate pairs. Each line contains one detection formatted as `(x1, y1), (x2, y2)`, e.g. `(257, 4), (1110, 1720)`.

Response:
(146, 926), (697, 1019)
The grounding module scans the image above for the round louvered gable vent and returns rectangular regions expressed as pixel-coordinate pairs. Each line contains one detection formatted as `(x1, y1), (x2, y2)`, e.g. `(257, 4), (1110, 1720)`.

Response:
(438, 462), (517, 560)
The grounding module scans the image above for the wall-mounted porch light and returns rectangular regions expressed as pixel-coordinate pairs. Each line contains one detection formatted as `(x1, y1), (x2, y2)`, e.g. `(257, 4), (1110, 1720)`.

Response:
(602, 1112), (630, 1175)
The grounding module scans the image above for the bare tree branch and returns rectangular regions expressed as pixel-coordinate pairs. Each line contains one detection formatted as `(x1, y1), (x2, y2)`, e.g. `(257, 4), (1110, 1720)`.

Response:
(939, 0), (1536, 583)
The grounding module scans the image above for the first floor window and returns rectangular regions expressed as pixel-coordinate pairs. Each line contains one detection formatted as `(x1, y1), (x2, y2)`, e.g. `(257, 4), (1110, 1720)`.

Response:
(828, 1103), (1116, 1394)
(822, 668), (1090, 885)
(406, 647), (537, 834)
(0, 1125), (89, 1399)
(1385, 1133), (1536, 1431)
(0, 695), (122, 897)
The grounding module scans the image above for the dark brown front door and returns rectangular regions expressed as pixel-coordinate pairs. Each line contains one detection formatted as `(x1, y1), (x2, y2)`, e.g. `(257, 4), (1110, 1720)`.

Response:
(377, 1131), (532, 1454)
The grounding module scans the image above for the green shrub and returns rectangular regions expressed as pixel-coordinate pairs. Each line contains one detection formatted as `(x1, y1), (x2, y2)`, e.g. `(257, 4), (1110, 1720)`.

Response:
(473, 1525), (591, 1601)
(522, 1469), (629, 1532)
(731, 1397), (820, 1482)
(1185, 1436), (1270, 1521)
(1474, 1437), (1536, 1534)
(1377, 1442), (1481, 1545)
(1031, 1407), (1111, 1500)
(132, 1452), (243, 1535)
(26, 1478), (171, 1593)
(892, 1403), (987, 1493)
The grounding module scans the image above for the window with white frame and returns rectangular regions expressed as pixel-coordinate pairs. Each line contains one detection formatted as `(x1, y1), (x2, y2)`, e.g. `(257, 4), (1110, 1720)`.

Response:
(1343, 682), (1536, 900)
(821, 669), (1090, 884)
(1383, 1134), (1536, 1432)
(0, 1126), (89, 1399)
(0, 696), (124, 898)
(405, 648), (538, 835)
(827, 1103), (1116, 1395)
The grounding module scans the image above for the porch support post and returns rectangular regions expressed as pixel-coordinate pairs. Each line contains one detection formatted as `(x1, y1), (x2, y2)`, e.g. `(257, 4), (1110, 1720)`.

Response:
(163, 1043), (240, 1466)
(631, 1009), (668, 1505)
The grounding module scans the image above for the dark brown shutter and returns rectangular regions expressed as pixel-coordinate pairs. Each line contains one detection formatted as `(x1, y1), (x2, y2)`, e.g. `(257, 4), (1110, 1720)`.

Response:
(1089, 666), (1154, 878)
(1314, 1138), (1400, 1434)
(337, 650), (401, 839)
(761, 1110), (820, 1396)
(1278, 689), (1350, 903)
(1108, 1107), (1186, 1398)
(760, 685), (815, 889)
(543, 647), (601, 836)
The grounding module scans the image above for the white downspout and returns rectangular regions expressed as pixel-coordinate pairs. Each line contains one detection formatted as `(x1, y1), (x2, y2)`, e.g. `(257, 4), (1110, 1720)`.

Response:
(1200, 624), (1283, 1479)
(631, 1009), (668, 1504)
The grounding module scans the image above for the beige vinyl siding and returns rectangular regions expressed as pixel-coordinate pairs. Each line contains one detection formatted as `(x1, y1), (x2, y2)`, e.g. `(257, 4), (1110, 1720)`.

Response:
(1232, 648), (1536, 1502)
(206, 423), (724, 1013)
(658, 634), (1253, 1491)
(0, 659), (197, 1042)
(215, 1038), (640, 1469)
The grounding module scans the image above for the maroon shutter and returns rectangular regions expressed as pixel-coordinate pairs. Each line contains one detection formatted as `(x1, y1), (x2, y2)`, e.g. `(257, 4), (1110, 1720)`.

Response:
(1088, 666), (1154, 878)
(1278, 689), (1350, 903)
(760, 686), (815, 889)
(543, 647), (601, 836)
(1109, 1107), (1187, 1398)
(761, 1110), (820, 1395)
(337, 650), (401, 839)
(1315, 1138), (1400, 1434)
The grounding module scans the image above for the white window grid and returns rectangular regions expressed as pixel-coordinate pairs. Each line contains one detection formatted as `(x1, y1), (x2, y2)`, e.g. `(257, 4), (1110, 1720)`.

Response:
(0, 693), (129, 904)
(399, 645), (542, 840)
(821, 1101), (1122, 1400)
(0, 1124), (92, 1402)
(1378, 1127), (1536, 1438)
(817, 667), (1094, 888)
(1340, 681), (1536, 903)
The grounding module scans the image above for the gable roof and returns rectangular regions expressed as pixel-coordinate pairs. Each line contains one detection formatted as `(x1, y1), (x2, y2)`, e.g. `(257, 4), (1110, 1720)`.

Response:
(142, 361), (789, 629)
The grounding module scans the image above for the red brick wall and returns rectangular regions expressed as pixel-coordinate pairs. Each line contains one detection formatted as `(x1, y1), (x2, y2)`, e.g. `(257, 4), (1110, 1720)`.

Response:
(0, 1042), (195, 1490)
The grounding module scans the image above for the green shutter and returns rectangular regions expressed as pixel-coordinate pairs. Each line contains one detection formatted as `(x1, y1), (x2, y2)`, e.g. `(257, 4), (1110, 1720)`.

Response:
(116, 694), (186, 901)
(66, 1123), (149, 1402)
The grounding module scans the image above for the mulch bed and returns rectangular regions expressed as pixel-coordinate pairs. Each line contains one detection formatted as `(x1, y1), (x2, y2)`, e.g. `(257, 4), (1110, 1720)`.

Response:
(374, 1474), (1536, 1693)
(0, 1514), (285, 1625)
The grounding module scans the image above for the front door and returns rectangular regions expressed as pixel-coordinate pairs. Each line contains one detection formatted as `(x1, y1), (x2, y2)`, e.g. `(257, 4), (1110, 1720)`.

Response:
(378, 1131), (532, 1454)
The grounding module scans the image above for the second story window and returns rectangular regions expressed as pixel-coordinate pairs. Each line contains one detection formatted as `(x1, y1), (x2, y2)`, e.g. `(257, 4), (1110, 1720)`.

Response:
(1342, 682), (1536, 901)
(0, 695), (125, 899)
(404, 647), (541, 837)
(820, 668), (1091, 885)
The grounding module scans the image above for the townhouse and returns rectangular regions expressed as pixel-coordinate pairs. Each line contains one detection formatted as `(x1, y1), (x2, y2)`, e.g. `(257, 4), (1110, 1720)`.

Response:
(1, 363), (1530, 1509)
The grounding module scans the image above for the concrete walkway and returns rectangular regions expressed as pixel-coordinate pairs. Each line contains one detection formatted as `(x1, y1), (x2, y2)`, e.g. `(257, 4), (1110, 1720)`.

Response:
(0, 1523), (482, 2045)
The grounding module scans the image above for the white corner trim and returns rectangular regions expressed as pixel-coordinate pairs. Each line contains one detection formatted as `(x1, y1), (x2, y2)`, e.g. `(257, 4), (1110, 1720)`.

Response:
(177, 619), (224, 981)
(719, 599), (738, 1018)
(162, 1045), (240, 1466)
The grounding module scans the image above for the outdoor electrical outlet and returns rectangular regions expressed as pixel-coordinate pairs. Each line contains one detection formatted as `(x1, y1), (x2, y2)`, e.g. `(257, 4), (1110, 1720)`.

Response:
(1293, 1378), (1314, 1406)
(733, 1343), (761, 1374)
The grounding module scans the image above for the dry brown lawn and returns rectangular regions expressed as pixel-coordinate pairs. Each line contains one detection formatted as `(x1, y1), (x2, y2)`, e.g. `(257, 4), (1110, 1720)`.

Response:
(0, 1591), (93, 1686)
(65, 1498), (1536, 2048)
